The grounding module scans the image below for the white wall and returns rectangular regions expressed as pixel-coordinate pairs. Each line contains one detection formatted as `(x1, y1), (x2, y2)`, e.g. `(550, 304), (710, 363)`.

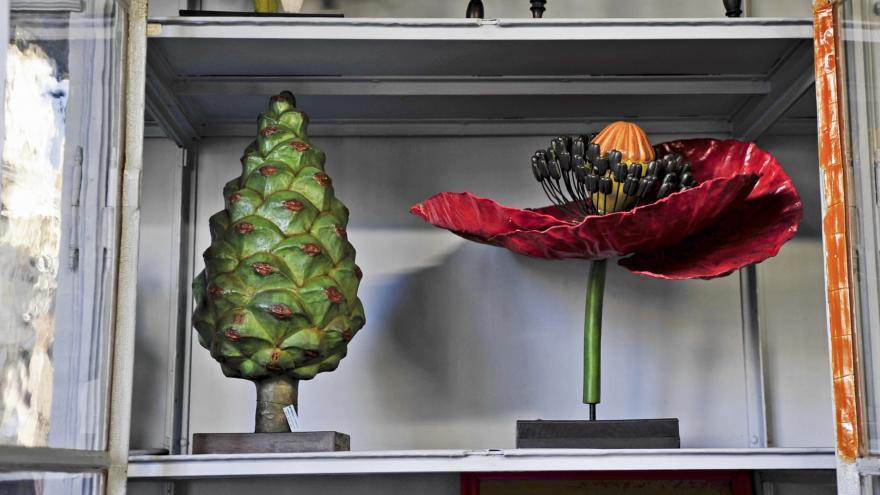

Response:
(150, 0), (812, 18)
(139, 130), (831, 451)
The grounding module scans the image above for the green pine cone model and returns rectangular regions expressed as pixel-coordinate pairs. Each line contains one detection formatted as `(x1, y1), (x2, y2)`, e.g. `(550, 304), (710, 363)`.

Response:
(192, 92), (365, 432)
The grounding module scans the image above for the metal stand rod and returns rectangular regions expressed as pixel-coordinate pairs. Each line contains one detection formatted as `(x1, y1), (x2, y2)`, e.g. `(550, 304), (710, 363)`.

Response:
(723, 0), (743, 17)
(589, 404), (597, 421)
(466, 0), (484, 18)
(530, 0), (547, 18)
(739, 264), (768, 447)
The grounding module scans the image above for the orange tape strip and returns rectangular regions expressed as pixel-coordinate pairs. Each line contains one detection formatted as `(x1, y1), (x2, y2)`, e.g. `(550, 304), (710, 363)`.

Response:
(814, 0), (860, 461)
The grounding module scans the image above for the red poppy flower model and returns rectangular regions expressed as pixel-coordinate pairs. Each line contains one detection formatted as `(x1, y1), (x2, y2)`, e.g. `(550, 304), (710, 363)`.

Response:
(410, 121), (802, 418)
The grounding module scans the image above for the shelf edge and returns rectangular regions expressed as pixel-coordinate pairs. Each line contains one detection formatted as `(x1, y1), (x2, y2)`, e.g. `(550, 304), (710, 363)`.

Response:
(127, 448), (836, 480)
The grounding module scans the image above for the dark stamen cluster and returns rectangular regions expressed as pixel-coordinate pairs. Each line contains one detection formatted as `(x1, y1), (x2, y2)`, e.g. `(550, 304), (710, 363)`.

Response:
(531, 135), (699, 220)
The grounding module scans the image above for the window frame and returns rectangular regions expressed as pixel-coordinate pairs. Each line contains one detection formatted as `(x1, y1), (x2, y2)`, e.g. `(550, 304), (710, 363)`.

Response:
(0, 0), (147, 493)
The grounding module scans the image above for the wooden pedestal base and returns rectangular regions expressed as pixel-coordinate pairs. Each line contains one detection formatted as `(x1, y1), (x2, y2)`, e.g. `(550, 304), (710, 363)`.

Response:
(192, 431), (350, 454)
(516, 419), (680, 449)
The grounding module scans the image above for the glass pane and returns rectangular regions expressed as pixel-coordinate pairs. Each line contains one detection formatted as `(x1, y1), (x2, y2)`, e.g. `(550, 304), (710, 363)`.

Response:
(0, 471), (103, 495)
(863, 475), (880, 495)
(0, 1), (125, 449)
(753, 135), (833, 448)
(844, 0), (880, 453)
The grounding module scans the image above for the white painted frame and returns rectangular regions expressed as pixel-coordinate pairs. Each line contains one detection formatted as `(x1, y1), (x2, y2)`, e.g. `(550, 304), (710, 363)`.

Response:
(127, 448), (836, 480)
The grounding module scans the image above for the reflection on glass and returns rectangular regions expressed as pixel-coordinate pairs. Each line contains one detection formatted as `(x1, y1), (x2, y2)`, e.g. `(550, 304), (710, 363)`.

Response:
(0, 471), (103, 495)
(1, 35), (67, 450)
(0, 1), (125, 450)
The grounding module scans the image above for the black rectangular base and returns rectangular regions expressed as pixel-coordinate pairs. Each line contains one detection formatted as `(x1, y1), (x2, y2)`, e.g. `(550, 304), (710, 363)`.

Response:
(192, 431), (350, 454)
(516, 419), (680, 449)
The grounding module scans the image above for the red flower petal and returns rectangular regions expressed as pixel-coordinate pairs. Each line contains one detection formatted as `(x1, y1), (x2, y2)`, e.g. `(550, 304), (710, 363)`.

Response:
(493, 174), (757, 259)
(620, 139), (802, 279)
(410, 139), (801, 281)
(410, 192), (564, 245)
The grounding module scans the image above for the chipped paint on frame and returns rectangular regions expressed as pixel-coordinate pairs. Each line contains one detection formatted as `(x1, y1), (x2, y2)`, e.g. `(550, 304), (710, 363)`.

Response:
(813, 0), (861, 463)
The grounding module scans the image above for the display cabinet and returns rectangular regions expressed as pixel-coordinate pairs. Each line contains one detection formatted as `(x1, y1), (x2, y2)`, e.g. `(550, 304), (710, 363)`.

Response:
(4, 0), (873, 494)
(125, 8), (840, 495)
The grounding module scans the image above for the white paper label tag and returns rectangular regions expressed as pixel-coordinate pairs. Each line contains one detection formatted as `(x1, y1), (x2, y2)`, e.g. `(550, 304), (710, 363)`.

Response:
(283, 405), (301, 432)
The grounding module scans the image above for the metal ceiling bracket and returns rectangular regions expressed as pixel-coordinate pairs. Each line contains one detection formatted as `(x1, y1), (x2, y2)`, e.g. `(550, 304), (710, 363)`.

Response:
(172, 75), (771, 97)
(740, 264), (768, 448)
(732, 41), (815, 141)
(193, 117), (735, 138)
(145, 45), (200, 148)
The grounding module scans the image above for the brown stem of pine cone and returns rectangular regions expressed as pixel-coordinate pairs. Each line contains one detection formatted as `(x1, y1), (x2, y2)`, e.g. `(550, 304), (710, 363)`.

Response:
(254, 376), (299, 433)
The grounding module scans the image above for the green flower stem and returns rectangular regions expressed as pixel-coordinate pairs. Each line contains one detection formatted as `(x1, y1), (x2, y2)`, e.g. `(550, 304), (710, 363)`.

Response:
(583, 259), (607, 408)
